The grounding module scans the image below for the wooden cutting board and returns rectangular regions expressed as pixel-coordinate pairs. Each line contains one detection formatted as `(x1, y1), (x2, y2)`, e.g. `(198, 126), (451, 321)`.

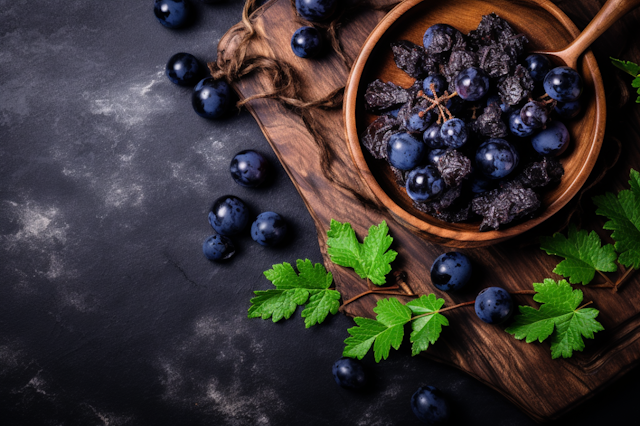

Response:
(217, 0), (640, 421)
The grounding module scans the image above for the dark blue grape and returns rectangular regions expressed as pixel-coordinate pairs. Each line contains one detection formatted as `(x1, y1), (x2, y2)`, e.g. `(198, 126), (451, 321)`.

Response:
(202, 234), (235, 261)
(470, 172), (495, 194)
(165, 52), (205, 86)
(520, 101), (548, 129)
(430, 252), (472, 291)
(422, 74), (447, 97)
(192, 78), (234, 119)
(295, 0), (337, 22)
(486, 94), (511, 113)
(455, 67), (490, 101)
(402, 108), (433, 133)
(445, 96), (464, 115)
(386, 133), (426, 171)
(423, 123), (445, 149)
(531, 121), (570, 156)
(543, 66), (583, 102)
(406, 165), (444, 202)
(555, 100), (581, 119)
(251, 212), (287, 246)
(332, 358), (366, 390)
(524, 54), (551, 82)
(439, 118), (468, 149)
(291, 26), (323, 59)
(208, 195), (249, 236)
(427, 149), (447, 167)
(230, 150), (270, 188)
(411, 386), (450, 425)
(508, 109), (535, 137)
(475, 139), (519, 179)
(475, 287), (513, 324)
(154, 0), (192, 29)
(423, 24), (460, 54)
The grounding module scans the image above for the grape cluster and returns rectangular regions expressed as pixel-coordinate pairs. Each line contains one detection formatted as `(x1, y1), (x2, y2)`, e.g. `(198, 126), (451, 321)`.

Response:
(362, 14), (583, 231)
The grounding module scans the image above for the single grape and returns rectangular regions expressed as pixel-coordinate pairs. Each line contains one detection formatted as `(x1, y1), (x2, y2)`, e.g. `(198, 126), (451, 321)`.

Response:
(423, 123), (445, 149)
(423, 24), (460, 54)
(474, 287), (513, 324)
(475, 139), (519, 179)
(427, 149), (447, 167)
(470, 172), (495, 194)
(508, 109), (536, 137)
(154, 0), (192, 29)
(430, 252), (472, 291)
(455, 67), (490, 101)
(520, 101), (549, 129)
(531, 121), (570, 156)
(208, 195), (250, 236)
(229, 150), (270, 188)
(422, 74), (448, 97)
(202, 234), (235, 261)
(386, 133), (426, 171)
(290, 26), (323, 59)
(555, 100), (581, 119)
(406, 165), (444, 202)
(295, 0), (337, 22)
(439, 118), (468, 149)
(192, 78), (234, 119)
(411, 386), (450, 425)
(165, 52), (205, 86)
(524, 54), (551, 82)
(332, 358), (366, 390)
(251, 212), (288, 246)
(543, 66), (583, 102)
(402, 107), (434, 134)
(486, 94), (511, 114)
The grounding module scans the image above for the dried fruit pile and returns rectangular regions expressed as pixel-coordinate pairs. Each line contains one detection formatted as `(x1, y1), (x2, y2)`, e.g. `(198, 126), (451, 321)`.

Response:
(362, 14), (583, 231)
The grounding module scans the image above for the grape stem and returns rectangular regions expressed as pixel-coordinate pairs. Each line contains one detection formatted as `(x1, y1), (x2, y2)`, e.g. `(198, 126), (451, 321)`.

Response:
(418, 84), (458, 124)
(411, 300), (476, 321)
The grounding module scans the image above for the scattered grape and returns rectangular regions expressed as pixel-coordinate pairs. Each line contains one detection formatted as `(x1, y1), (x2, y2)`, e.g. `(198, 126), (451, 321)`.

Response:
(251, 212), (288, 246)
(192, 78), (234, 119)
(230, 150), (270, 188)
(295, 0), (337, 22)
(430, 252), (472, 291)
(411, 386), (450, 425)
(406, 165), (444, 202)
(291, 26), (323, 59)
(531, 121), (570, 156)
(153, 0), (192, 29)
(202, 234), (235, 261)
(165, 52), (205, 86)
(474, 287), (513, 324)
(208, 195), (250, 236)
(475, 139), (519, 179)
(332, 357), (367, 390)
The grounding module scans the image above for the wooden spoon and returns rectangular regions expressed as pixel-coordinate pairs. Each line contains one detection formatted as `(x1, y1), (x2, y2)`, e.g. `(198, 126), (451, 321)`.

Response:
(537, 0), (640, 69)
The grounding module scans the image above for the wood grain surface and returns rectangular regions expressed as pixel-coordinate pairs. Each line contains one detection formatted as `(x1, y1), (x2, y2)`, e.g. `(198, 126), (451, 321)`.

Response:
(218, 0), (640, 422)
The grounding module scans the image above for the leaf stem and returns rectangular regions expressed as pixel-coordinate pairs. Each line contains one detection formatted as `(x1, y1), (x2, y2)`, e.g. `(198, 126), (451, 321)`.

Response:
(339, 289), (415, 312)
(577, 300), (594, 310)
(615, 267), (636, 292)
(597, 270), (616, 287)
(410, 300), (475, 321)
(509, 290), (537, 295)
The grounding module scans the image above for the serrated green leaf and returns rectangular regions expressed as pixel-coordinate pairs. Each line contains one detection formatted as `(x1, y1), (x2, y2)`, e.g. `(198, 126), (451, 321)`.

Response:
(594, 169), (640, 268)
(374, 297), (412, 326)
(632, 76), (640, 88)
(326, 219), (398, 285)
(248, 289), (310, 322)
(540, 224), (617, 284)
(301, 290), (341, 328)
(505, 279), (603, 359)
(611, 57), (640, 77)
(407, 295), (448, 356)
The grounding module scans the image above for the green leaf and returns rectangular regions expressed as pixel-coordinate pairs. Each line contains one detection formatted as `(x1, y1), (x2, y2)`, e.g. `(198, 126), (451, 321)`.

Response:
(505, 279), (604, 359)
(326, 219), (398, 285)
(406, 295), (449, 356)
(594, 169), (640, 268)
(539, 223), (617, 284)
(632, 76), (640, 88)
(249, 259), (339, 326)
(611, 57), (640, 77)
(343, 298), (411, 362)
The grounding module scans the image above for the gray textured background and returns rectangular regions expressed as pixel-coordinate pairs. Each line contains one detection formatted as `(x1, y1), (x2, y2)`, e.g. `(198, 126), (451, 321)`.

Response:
(1, 0), (638, 424)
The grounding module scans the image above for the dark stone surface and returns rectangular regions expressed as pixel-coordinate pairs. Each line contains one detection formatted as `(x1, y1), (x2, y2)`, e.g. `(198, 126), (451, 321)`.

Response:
(0, 0), (638, 425)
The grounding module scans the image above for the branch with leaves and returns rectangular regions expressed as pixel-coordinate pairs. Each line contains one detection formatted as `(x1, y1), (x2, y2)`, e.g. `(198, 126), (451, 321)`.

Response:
(611, 57), (640, 103)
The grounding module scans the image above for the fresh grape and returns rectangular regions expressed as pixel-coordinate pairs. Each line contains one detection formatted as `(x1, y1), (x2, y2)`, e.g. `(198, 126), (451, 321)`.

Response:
(555, 100), (581, 119)
(291, 26), (323, 59)
(332, 358), (366, 390)
(295, 0), (337, 22)
(455, 66), (490, 101)
(520, 101), (548, 129)
(411, 386), (450, 425)
(508, 109), (536, 137)
(251, 212), (288, 246)
(475, 139), (519, 179)
(470, 171), (495, 194)
(208, 195), (250, 236)
(386, 133), (426, 170)
(543, 66), (583, 102)
(154, 0), (192, 29)
(202, 234), (235, 261)
(423, 24), (460, 54)
(192, 78), (234, 119)
(427, 149), (447, 167)
(430, 252), (472, 291)
(230, 150), (270, 188)
(422, 74), (448, 97)
(440, 118), (468, 149)
(486, 94), (510, 113)
(531, 121), (570, 156)
(524, 54), (551, 82)
(423, 123), (445, 149)
(406, 165), (444, 202)
(474, 287), (513, 324)
(402, 107), (434, 134)
(165, 52), (205, 86)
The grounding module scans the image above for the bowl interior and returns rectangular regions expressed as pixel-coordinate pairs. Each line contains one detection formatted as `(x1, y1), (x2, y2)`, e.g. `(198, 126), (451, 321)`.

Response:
(346, 0), (605, 246)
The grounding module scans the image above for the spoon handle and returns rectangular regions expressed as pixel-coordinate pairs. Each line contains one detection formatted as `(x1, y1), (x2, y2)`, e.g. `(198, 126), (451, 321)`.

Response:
(562, 0), (640, 64)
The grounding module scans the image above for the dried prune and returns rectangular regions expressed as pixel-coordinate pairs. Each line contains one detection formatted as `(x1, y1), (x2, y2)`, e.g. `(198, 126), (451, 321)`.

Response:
(498, 64), (534, 106)
(473, 103), (508, 138)
(364, 79), (410, 113)
(471, 184), (540, 231)
(510, 157), (564, 188)
(391, 40), (430, 79)
(436, 150), (472, 187)
(362, 115), (399, 160)
(478, 43), (513, 78)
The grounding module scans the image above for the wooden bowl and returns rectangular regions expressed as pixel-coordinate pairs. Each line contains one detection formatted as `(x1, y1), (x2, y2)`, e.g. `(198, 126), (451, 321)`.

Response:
(344, 0), (606, 248)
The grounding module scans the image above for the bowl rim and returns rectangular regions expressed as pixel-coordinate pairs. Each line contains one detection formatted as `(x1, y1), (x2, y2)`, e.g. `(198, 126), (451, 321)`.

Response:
(344, 0), (606, 244)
